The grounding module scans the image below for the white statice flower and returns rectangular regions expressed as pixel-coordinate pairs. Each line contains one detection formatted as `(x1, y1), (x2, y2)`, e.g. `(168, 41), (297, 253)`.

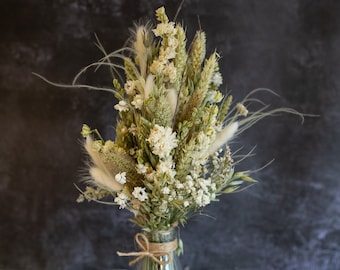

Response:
(184, 176), (194, 193)
(195, 190), (211, 207)
(185, 175), (193, 182)
(163, 46), (177, 60)
(149, 58), (166, 74)
(114, 192), (129, 209)
(168, 190), (177, 201)
(175, 180), (184, 189)
(150, 20), (178, 79)
(190, 170), (200, 180)
(164, 62), (177, 83)
(166, 36), (179, 49)
(152, 22), (177, 37)
(132, 187), (148, 202)
(124, 80), (137, 95)
(131, 94), (144, 109)
(157, 159), (176, 178)
(212, 72), (223, 86)
(183, 201), (190, 208)
(136, 163), (147, 174)
(114, 100), (129, 112)
(159, 200), (168, 213)
(206, 90), (223, 103)
(161, 186), (171, 195)
(197, 178), (211, 193)
(115, 172), (127, 184)
(177, 193), (184, 200)
(147, 124), (178, 159)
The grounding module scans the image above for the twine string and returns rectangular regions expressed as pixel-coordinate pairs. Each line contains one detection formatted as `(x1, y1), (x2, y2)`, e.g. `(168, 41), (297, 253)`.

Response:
(117, 233), (178, 266)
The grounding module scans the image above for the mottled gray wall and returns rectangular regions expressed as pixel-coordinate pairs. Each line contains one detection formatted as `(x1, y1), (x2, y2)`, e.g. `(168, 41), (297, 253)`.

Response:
(0, 0), (339, 269)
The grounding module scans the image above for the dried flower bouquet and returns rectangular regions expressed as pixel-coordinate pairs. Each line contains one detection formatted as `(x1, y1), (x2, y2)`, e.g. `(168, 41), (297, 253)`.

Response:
(36, 7), (302, 234)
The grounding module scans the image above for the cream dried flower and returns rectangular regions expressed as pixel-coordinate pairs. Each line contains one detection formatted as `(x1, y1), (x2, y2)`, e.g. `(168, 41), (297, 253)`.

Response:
(147, 124), (178, 159)
(131, 94), (144, 109)
(132, 187), (148, 202)
(212, 72), (223, 86)
(161, 186), (171, 195)
(153, 22), (176, 37)
(136, 163), (147, 174)
(114, 100), (129, 112)
(114, 192), (129, 209)
(164, 62), (177, 83)
(183, 201), (190, 208)
(115, 172), (127, 185)
(157, 159), (176, 178)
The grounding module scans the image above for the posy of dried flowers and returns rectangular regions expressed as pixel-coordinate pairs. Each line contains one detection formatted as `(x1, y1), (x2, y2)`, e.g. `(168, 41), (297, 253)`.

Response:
(35, 7), (303, 232)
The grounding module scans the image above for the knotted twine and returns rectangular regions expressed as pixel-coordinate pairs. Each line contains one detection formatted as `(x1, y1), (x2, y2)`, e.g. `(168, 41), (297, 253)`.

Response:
(117, 232), (178, 266)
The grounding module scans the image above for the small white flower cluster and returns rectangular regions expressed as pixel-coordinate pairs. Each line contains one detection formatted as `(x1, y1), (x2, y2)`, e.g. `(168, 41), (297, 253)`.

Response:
(114, 192), (129, 209)
(112, 125), (179, 211)
(131, 94), (144, 109)
(115, 172), (127, 184)
(153, 171), (217, 210)
(150, 17), (178, 83)
(114, 79), (148, 112)
(114, 100), (129, 112)
(174, 172), (216, 208)
(147, 124), (178, 159)
(132, 187), (148, 202)
(114, 176), (148, 209)
(114, 188), (150, 211)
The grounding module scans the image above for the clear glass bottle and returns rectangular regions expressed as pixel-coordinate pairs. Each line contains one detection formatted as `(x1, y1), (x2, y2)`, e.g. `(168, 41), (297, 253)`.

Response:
(133, 227), (183, 270)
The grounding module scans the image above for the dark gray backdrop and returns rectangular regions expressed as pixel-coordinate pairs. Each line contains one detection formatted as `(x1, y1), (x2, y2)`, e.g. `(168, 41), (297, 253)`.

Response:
(0, 0), (339, 269)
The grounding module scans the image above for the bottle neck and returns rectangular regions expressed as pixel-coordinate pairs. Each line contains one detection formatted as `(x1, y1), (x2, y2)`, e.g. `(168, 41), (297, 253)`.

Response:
(143, 227), (178, 243)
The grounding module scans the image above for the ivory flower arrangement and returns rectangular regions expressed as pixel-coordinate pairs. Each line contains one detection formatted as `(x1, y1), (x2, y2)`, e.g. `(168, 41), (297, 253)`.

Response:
(72, 7), (300, 231)
(75, 7), (255, 230)
(35, 6), (303, 267)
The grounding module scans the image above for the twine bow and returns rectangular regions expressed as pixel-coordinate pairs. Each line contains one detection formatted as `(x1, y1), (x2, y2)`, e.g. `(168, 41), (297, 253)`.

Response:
(117, 233), (178, 266)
